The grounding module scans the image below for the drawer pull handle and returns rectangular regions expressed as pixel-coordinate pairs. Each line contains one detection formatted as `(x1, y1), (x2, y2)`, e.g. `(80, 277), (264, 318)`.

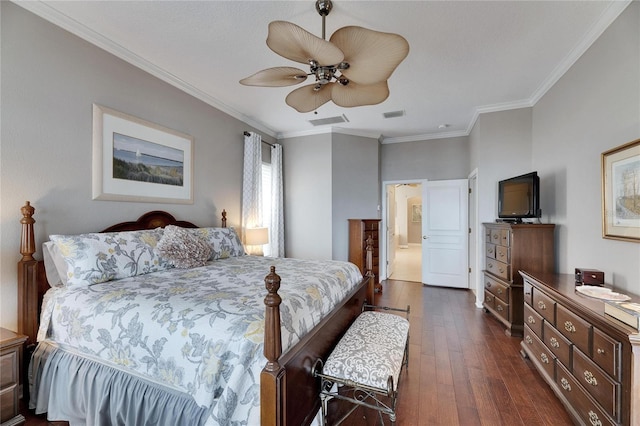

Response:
(583, 371), (598, 386)
(540, 353), (549, 364)
(560, 377), (571, 391)
(485, 296), (492, 302)
(497, 288), (503, 294)
(538, 301), (546, 310)
(564, 321), (576, 333)
(486, 282), (492, 288)
(588, 410), (602, 426)
(525, 335), (533, 344)
(596, 348), (605, 355)
(496, 305), (503, 312)
(488, 248), (494, 254)
(498, 267), (505, 273)
(527, 315), (535, 324)
(549, 337), (560, 349)
(493, 234), (499, 240)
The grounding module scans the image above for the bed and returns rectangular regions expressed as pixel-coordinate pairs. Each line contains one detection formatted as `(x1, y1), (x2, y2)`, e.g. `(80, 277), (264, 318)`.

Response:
(17, 201), (375, 425)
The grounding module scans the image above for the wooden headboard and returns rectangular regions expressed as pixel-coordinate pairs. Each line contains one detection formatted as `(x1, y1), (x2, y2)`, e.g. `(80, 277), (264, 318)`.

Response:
(17, 201), (227, 345)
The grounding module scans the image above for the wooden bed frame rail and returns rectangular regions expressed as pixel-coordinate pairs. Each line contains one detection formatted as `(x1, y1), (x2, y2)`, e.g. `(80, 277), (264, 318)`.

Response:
(17, 201), (375, 426)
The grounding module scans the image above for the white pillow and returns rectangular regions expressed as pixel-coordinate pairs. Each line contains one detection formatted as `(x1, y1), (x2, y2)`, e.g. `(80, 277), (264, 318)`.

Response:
(42, 241), (65, 287)
(49, 228), (170, 288)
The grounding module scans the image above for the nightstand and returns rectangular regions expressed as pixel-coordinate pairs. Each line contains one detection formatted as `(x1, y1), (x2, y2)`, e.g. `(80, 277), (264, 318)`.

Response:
(1, 328), (27, 426)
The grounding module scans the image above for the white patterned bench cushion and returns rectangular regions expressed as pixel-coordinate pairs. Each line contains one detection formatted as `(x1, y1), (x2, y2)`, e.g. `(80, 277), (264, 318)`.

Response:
(322, 311), (409, 391)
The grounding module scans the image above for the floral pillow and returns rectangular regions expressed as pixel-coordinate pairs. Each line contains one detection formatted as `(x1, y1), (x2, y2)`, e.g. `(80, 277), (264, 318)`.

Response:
(156, 225), (212, 269)
(191, 227), (245, 260)
(49, 228), (170, 288)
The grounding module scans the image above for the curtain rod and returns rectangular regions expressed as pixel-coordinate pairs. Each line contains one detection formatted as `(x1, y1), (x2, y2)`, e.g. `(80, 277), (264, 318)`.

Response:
(244, 131), (275, 148)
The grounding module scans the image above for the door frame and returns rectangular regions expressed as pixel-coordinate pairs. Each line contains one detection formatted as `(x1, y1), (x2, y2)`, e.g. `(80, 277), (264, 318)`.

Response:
(380, 179), (426, 280)
(469, 169), (483, 308)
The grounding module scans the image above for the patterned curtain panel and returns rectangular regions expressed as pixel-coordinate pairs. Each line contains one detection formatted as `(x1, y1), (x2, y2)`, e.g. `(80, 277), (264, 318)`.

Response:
(242, 132), (263, 254)
(270, 144), (285, 257)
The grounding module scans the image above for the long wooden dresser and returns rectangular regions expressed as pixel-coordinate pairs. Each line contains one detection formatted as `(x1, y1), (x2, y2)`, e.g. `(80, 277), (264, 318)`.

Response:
(483, 223), (555, 336)
(520, 271), (640, 426)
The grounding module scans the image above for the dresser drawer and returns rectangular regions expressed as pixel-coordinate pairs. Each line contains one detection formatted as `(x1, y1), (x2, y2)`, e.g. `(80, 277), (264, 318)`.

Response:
(489, 228), (502, 245)
(524, 303), (543, 339)
(486, 258), (510, 281)
(531, 287), (555, 323)
(543, 321), (571, 368)
(556, 362), (617, 426)
(484, 290), (495, 310)
(494, 297), (509, 322)
(523, 279), (533, 306)
(523, 326), (555, 381)
(0, 351), (17, 388)
(592, 327), (621, 381)
(556, 303), (591, 355)
(495, 245), (509, 264)
(573, 347), (619, 421)
(486, 243), (496, 259)
(484, 275), (509, 303)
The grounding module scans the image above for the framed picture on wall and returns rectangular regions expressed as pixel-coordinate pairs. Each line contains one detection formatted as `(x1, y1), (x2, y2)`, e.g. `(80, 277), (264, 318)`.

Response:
(601, 138), (640, 242)
(411, 204), (422, 222)
(92, 104), (194, 204)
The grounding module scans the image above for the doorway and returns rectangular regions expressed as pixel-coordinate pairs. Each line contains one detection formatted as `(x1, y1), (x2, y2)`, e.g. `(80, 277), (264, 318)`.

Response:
(381, 179), (469, 288)
(384, 182), (422, 283)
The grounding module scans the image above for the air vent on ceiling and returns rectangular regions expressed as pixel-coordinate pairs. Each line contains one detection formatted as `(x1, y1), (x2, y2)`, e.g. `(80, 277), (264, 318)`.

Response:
(309, 114), (349, 126)
(383, 110), (405, 119)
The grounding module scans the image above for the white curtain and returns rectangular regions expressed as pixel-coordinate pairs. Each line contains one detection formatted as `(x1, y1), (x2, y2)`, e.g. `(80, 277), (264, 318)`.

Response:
(242, 132), (263, 254)
(270, 143), (285, 257)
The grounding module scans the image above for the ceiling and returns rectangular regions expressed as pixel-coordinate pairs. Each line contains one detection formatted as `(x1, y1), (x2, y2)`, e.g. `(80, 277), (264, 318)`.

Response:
(15, 1), (630, 143)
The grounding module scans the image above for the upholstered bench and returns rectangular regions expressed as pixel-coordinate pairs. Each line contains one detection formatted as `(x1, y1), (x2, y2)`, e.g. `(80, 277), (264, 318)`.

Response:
(313, 305), (410, 426)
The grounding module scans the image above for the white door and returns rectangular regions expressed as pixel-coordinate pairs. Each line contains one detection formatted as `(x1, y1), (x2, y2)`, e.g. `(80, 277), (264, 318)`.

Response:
(422, 179), (469, 288)
(386, 185), (397, 277)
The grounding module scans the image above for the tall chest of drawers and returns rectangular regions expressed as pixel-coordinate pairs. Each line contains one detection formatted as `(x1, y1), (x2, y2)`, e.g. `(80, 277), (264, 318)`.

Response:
(483, 223), (555, 336)
(348, 219), (381, 293)
(520, 271), (639, 426)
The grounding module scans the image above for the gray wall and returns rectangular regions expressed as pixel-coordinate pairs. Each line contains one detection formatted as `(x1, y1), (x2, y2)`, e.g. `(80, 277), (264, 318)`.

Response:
(469, 108), (534, 225)
(280, 133), (333, 259)
(332, 133), (380, 261)
(0, 3), (273, 330)
(381, 136), (470, 182)
(531, 1), (640, 293)
(280, 132), (379, 261)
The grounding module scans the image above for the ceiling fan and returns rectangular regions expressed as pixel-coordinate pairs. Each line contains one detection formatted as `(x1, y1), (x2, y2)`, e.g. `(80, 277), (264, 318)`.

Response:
(240, 0), (410, 113)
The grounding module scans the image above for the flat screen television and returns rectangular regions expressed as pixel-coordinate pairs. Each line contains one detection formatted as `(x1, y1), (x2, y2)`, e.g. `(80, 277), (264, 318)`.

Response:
(498, 171), (540, 222)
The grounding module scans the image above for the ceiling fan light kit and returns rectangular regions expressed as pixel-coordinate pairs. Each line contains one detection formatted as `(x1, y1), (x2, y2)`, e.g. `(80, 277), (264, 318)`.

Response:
(240, 0), (409, 113)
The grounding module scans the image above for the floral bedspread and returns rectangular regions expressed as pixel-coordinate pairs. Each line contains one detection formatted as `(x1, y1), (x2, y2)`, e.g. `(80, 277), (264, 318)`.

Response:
(37, 255), (363, 425)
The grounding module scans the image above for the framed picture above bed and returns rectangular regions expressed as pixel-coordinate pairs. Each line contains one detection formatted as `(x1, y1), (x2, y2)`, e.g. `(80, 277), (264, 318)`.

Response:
(92, 104), (194, 204)
(601, 138), (640, 242)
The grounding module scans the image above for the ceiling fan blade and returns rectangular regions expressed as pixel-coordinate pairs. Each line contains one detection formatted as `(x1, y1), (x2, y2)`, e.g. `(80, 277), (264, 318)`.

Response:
(331, 80), (390, 108)
(330, 26), (409, 85)
(267, 21), (344, 66)
(240, 67), (308, 87)
(285, 83), (333, 113)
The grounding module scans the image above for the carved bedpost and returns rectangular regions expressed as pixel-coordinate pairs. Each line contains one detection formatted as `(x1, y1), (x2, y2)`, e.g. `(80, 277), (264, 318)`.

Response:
(365, 235), (376, 303)
(261, 266), (285, 426)
(221, 210), (227, 228)
(18, 202), (38, 345)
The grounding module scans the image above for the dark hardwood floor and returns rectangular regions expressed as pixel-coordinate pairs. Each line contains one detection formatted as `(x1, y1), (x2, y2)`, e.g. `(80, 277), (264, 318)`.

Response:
(20, 280), (573, 425)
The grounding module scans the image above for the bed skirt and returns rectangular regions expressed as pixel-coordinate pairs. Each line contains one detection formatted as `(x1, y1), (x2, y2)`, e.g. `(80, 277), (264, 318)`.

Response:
(29, 342), (209, 426)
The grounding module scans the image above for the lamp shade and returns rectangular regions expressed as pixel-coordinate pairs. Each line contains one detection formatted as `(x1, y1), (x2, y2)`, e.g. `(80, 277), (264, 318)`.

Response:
(245, 227), (269, 246)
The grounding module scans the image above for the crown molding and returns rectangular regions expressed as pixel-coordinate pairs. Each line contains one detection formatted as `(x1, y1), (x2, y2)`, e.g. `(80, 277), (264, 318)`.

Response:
(14, 0), (632, 145)
(528, 0), (632, 105)
(13, 0), (278, 139)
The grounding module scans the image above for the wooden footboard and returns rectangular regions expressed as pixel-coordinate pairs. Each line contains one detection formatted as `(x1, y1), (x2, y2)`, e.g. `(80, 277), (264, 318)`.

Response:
(17, 202), (374, 426)
(261, 238), (375, 426)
